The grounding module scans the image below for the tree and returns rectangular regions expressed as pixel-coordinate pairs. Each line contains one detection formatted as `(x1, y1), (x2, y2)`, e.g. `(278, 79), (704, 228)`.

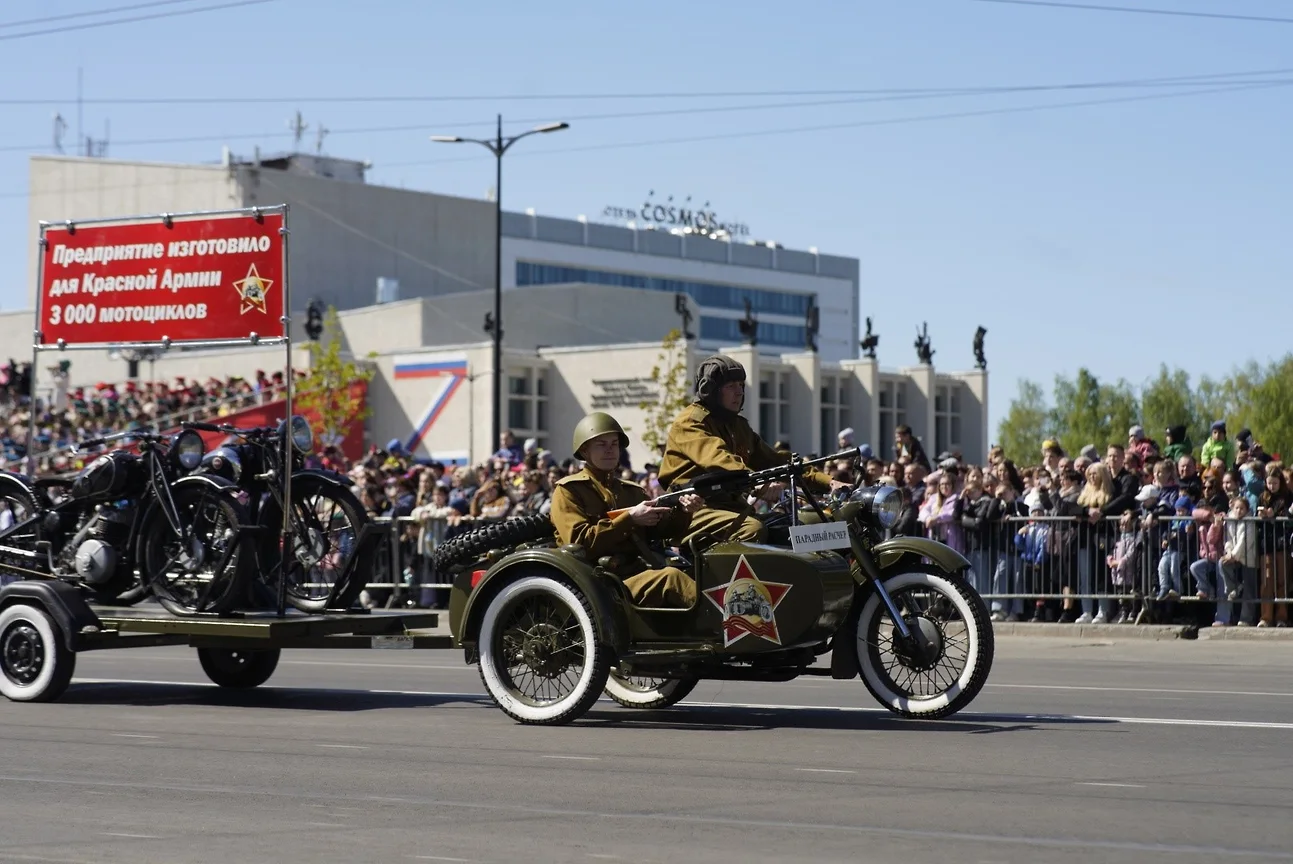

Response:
(996, 379), (1051, 465)
(294, 306), (376, 448)
(997, 355), (1293, 464)
(637, 328), (692, 456)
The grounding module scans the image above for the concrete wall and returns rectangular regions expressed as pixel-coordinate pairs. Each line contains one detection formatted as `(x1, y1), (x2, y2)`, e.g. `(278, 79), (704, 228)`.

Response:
(235, 166), (496, 311)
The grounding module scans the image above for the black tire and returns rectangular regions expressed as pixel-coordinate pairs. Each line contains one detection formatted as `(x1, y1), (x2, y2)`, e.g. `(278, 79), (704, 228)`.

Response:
(0, 603), (75, 703)
(477, 571), (610, 725)
(0, 483), (41, 584)
(142, 487), (251, 616)
(855, 566), (994, 720)
(604, 672), (698, 709)
(263, 477), (372, 614)
(196, 647), (280, 688)
(432, 515), (554, 573)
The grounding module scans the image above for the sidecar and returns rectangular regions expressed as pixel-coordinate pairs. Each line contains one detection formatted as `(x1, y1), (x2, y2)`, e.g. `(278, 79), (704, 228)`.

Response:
(446, 535), (854, 724)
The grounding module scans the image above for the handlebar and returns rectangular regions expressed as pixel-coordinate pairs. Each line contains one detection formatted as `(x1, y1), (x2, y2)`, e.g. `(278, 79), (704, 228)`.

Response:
(607, 447), (861, 518)
(183, 421), (275, 439)
(72, 427), (164, 453)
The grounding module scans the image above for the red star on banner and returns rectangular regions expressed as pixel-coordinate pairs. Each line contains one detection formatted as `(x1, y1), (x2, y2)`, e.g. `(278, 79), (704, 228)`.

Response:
(232, 263), (273, 315)
(702, 555), (793, 647)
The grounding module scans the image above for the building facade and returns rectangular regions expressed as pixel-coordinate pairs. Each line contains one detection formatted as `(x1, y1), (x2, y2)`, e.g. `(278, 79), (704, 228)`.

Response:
(11, 152), (987, 465)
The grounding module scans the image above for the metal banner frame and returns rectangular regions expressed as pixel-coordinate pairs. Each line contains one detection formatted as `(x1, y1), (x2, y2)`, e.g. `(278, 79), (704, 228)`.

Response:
(27, 204), (298, 616)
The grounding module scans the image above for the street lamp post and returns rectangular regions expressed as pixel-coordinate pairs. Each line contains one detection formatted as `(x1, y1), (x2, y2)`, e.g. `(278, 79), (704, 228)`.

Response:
(431, 115), (568, 457)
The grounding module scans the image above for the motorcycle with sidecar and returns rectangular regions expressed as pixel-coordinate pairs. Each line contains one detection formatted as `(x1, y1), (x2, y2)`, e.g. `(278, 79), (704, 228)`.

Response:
(440, 449), (994, 725)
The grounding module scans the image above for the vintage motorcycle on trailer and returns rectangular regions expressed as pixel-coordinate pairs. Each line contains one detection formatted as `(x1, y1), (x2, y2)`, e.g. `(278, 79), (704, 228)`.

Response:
(0, 427), (253, 614)
(185, 416), (375, 613)
(439, 448), (994, 725)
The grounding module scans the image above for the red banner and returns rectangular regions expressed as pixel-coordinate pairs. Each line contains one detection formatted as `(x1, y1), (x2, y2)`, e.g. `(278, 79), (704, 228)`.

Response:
(38, 211), (285, 347)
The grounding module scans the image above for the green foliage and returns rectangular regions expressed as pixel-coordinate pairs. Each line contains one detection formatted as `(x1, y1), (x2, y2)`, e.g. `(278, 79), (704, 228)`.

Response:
(997, 379), (1052, 465)
(638, 328), (692, 455)
(998, 355), (1293, 463)
(294, 306), (376, 444)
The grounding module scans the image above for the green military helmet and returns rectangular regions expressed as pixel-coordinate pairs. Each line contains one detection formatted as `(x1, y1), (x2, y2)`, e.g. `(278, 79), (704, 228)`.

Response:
(572, 411), (629, 458)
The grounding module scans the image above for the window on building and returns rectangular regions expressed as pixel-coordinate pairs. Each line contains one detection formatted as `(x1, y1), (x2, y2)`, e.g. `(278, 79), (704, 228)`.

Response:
(699, 316), (806, 349)
(516, 261), (812, 320)
(936, 383), (963, 456)
(819, 375), (850, 455)
(758, 369), (789, 444)
(877, 379), (907, 460)
(506, 368), (549, 447)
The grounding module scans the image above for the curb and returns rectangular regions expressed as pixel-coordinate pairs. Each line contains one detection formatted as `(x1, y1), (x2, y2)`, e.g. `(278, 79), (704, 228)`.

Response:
(991, 622), (1293, 642)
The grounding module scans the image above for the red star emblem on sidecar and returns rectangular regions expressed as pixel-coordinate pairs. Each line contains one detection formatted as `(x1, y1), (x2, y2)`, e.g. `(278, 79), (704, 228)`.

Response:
(702, 555), (793, 647)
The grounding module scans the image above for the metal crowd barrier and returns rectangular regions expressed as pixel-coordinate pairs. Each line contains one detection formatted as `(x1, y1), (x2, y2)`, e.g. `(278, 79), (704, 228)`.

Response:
(352, 512), (1293, 625)
(941, 514), (1292, 624)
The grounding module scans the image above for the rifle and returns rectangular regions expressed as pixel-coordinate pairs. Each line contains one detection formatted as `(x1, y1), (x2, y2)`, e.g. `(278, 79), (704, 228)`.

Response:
(607, 447), (860, 519)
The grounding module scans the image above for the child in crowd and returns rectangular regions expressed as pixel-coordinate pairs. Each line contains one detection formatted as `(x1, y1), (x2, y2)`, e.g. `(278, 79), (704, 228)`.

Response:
(1190, 505), (1225, 603)
(1156, 495), (1192, 601)
(1106, 510), (1146, 624)
(1218, 496), (1259, 626)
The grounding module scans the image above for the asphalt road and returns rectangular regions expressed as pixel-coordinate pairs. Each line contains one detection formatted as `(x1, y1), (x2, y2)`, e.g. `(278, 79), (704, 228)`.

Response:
(2, 637), (1293, 864)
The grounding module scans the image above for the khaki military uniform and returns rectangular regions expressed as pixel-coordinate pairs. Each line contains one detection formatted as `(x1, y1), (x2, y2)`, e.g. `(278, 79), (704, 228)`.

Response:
(658, 401), (834, 547)
(549, 467), (696, 608)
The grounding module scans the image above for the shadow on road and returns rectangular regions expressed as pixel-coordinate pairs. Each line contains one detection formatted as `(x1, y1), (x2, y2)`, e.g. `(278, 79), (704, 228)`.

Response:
(60, 681), (1118, 733)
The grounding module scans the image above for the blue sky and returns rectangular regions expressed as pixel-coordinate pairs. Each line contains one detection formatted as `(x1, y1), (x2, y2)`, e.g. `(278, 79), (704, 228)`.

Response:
(0, 0), (1289, 444)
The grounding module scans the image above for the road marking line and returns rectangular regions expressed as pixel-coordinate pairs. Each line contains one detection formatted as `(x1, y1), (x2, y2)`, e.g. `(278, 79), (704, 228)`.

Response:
(79, 654), (472, 672)
(412, 857), (474, 862)
(102, 833), (160, 839)
(797, 768), (857, 774)
(67, 677), (1293, 731)
(992, 683), (1293, 698)
(316, 744), (367, 750)
(110, 733), (159, 739)
(1077, 782), (1146, 788)
(541, 755), (600, 761)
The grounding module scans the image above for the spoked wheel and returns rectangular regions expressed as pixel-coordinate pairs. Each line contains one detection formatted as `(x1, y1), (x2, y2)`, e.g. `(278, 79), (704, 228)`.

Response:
(0, 485), (43, 583)
(477, 573), (610, 725)
(266, 477), (372, 614)
(143, 488), (251, 616)
(605, 671), (698, 709)
(856, 566), (994, 719)
(0, 604), (75, 703)
(196, 647), (280, 688)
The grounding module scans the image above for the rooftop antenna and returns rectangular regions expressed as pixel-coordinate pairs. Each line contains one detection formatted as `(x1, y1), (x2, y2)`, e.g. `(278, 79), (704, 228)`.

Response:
(315, 123), (329, 154)
(288, 110), (308, 149)
(52, 113), (67, 154)
(76, 67), (83, 157)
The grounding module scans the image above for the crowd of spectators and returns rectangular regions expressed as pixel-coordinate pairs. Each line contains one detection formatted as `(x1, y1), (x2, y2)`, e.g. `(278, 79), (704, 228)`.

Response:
(356, 420), (1293, 629)
(0, 361), (291, 473)
(8, 362), (1290, 627)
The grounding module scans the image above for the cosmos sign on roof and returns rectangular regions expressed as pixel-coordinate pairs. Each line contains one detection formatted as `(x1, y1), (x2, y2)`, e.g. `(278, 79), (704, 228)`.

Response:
(601, 191), (751, 237)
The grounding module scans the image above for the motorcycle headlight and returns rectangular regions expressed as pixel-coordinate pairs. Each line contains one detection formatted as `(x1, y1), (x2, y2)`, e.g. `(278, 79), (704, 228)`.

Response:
(289, 414), (314, 454)
(203, 447), (242, 483)
(851, 484), (904, 529)
(173, 429), (206, 472)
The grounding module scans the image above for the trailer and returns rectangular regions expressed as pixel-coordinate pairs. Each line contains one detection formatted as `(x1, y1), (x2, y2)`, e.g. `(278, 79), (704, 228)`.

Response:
(0, 580), (454, 702)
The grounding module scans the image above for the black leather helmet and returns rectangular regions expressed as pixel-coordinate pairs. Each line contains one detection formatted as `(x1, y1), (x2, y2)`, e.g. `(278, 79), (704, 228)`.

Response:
(694, 354), (746, 407)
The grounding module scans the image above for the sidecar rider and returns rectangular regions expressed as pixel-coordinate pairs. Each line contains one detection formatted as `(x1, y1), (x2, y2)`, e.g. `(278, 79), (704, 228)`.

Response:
(550, 412), (704, 608)
(658, 354), (848, 546)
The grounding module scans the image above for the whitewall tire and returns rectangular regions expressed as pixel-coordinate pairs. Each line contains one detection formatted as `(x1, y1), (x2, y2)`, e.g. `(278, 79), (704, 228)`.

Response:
(477, 574), (610, 725)
(855, 567), (993, 719)
(0, 604), (75, 703)
(605, 672), (698, 709)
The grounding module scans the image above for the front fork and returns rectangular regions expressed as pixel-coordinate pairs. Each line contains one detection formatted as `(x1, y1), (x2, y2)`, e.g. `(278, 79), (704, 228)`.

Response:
(849, 534), (915, 643)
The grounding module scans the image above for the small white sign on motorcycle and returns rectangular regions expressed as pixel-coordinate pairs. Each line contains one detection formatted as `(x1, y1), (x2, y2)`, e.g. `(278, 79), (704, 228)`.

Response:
(788, 522), (852, 553)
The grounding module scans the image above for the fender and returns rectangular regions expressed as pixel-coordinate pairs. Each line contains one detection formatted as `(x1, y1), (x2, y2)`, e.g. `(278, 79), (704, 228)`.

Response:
(0, 470), (41, 505)
(0, 580), (101, 652)
(134, 473), (250, 561)
(290, 468), (353, 491)
(457, 547), (629, 656)
(872, 535), (972, 576)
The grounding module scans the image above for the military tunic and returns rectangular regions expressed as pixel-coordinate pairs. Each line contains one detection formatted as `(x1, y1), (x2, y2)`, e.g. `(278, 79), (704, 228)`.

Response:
(549, 467), (697, 608)
(657, 401), (834, 546)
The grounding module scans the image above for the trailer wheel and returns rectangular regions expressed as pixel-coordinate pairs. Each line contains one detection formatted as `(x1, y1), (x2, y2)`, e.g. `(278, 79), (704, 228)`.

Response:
(0, 603), (75, 703)
(196, 647), (280, 689)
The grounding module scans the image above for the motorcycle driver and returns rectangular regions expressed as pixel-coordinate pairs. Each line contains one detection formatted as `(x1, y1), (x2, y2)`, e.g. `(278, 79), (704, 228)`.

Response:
(657, 354), (847, 547)
(549, 412), (704, 608)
